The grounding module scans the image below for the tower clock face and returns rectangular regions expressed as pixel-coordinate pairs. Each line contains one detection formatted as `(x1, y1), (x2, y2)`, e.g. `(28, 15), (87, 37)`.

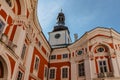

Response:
(55, 33), (61, 39)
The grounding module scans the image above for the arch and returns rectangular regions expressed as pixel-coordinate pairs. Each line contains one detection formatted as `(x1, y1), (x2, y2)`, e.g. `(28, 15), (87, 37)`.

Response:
(91, 42), (113, 54)
(0, 54), (11, 80)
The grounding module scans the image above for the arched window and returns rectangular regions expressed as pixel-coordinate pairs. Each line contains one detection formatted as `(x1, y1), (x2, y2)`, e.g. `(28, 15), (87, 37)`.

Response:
(0, 61), (3, 78)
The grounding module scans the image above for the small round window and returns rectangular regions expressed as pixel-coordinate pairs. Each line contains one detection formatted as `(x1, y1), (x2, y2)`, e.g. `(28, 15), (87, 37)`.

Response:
(77, 50), (83, 55)
(97, 47), (105, 52)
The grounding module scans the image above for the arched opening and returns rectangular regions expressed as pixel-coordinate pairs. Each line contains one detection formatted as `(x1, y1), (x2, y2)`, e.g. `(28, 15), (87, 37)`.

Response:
(0, 61), (4, 78)
(0, 56), (8, 80)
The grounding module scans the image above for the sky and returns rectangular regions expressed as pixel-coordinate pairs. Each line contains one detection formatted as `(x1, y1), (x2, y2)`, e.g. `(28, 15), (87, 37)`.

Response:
(37, 0), (120, 42)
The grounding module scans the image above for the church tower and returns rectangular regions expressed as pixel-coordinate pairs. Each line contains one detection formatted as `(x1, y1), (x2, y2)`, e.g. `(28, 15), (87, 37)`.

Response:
(49, 10), (71, 48)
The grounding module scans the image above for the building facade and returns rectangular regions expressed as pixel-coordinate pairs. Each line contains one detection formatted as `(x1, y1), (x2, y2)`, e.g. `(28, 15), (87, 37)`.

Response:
(0, 0), (120, 80)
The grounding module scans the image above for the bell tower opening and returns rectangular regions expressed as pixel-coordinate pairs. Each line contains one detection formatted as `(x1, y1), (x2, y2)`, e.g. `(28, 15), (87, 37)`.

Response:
(57, 9), (65, 25)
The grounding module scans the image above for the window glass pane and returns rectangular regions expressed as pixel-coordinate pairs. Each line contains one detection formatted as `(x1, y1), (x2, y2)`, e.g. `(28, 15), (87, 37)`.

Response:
(50, 55), (56, 60)
(97, 47), (104, 52)
(63, 54), (68, 58)
(0, 19), (5, 34)
(21, 44), (26, 59)
(99, 61), (102, 66)
(44, 67), (48, 77)
(99, 60), (108, 73)
(104, 67), (107, 72)
(17, 71), (23, 80)
(77, 50), (83, 55)
(103, 61), (106, 65)
(100, 67), (103, 73)
(34, 57), (39, 70)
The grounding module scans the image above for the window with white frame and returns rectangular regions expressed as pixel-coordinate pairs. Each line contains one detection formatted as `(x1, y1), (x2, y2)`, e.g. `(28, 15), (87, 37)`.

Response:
(34, 56), (40, 70)
(50, 55), (56, 60)
(62, 67), (68, 78)
(63, 54), (68, 58)
(78, 62), (85, 77)
(44, 67), (48, 77)
(99, 60), (108, 73)
(21, 44), (26, 59)
(49, 68), (56, 79)
(0, 19), (5, 34)
(17, 71), (23, 80)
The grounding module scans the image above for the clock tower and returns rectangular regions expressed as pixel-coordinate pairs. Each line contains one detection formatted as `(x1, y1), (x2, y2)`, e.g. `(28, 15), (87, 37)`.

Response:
(49, 10), (71, 48)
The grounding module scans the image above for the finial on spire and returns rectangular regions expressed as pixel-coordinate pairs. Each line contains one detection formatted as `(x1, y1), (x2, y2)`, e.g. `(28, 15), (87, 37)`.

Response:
(61, 9), (62, 13)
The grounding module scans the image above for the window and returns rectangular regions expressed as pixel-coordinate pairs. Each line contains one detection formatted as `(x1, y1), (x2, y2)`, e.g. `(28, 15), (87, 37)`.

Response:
(44, 67), (48, 77)
(49, 69), (55, 79)
(62, 68), (68, 78)
(17, 71), (23, 80)
(0, 19), (5, 34)
(78, 63), (85, 76)
(63, 54), (68, 58)
(50, 55), (56, 60)
(77, 50), (83, 55)
(97, 47), (105, 52)
(34, 57), (40, 70)
(38, 41), (41, 47)
(21, 44), (26, 59)
(99, 60), (108, 73)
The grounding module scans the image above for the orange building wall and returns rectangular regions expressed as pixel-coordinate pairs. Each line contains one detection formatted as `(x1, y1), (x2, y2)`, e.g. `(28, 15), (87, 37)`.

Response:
(30, 47), (48, 80)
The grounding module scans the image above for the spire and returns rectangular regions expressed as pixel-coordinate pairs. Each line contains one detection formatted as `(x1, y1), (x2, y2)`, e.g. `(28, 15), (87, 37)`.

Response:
(57, 9), (65, 25)
(52, 9), (69, 32)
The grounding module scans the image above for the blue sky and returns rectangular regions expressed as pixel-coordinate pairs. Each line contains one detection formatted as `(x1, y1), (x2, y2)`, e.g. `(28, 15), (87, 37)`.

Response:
(37, 0), (120, 42)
